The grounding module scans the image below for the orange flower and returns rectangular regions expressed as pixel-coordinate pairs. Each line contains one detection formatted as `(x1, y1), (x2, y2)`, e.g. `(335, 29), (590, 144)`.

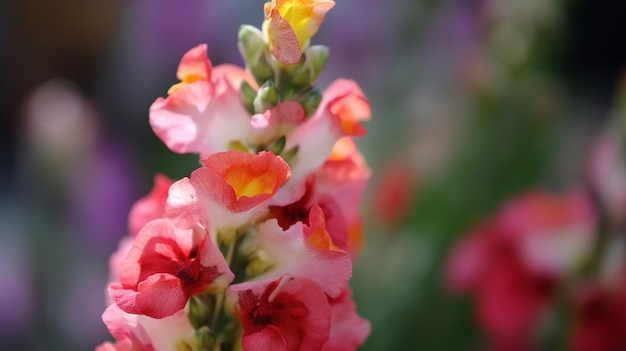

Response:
(264, 0), (335, 64)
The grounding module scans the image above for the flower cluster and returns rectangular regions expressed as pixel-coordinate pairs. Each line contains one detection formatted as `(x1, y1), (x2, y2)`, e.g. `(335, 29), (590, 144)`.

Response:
(97, 1), (371, 350)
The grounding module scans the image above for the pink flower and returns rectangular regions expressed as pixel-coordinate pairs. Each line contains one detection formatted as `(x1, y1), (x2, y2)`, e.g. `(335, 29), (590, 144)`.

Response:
(227, 275), (331, 351)
(109, 219), (234, 318)
(274, 80), (370, 205)
(128, 174), (174, 236)
(322, 287), (371, 351)
(96, 303), (194, 351)
(254, 204), (352, 298)
(318, 79), (371, 137)
(446, 189), (596, 349)
(149, 44), (255, 158)
(166, 150), (291, 234)
(269, 137), (370, 254)
(263, 0), (336, 64)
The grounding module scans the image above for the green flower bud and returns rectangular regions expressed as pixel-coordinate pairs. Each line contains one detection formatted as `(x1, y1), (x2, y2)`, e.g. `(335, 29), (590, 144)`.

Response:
(238, 25), (274, 84)
(266, 135), (286, 155)
(254, 80), (278, 113)
(193, 326), (216, 351)
(228, 140), (249, 153)
(187, 296), (210, 330)
(240, 80), (257, 114)
(299, 88), (323, 116)
(281, 145), (299, 165)
(174, 341), (192, 351)
(302, 45), (329, 84)
(283, 45), (329, 87)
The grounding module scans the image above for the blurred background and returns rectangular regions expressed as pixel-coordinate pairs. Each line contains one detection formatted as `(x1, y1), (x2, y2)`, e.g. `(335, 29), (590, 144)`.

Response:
(2, 0), (626, 350)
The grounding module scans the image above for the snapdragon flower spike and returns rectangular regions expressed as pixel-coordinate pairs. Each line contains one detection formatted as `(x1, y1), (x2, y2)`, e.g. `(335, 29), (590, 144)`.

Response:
(149, 44), (255, 158)
(166, 150), (291, 235)
(227, 275), (332, 351)
(128, 174), (174, 237)
(263, 0), (336, 64)
(97, 303), (194, 351)
(109, 219), (234, 319)
(254, 204), (352, 298)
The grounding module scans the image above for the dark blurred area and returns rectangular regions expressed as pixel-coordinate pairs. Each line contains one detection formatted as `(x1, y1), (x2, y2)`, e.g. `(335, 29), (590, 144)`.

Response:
(1, 0), (626, 350)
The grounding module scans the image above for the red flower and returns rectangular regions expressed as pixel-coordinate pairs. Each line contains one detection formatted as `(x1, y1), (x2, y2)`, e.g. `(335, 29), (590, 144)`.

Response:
(228, 275), (331, 351)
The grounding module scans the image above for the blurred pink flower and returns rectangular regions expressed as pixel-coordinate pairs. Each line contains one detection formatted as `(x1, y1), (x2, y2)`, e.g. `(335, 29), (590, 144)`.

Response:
(446, 189), (597, 350)
(372, 162), (415, 228)
(587, 130), (626, 223)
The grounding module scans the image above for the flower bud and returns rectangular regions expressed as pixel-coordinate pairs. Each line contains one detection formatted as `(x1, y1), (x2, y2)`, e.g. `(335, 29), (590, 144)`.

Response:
(193, 326), (216, 350)
(187, 296), (211, 330)
(299, 87), (323, 116)
(254, 79), (279, 113)
(228, 140), (249, 152)
(266, 135), (287, 155)
(281, 145), (299, 165)
(238, 25), (274, 84)
(246, 256), (273, 277)
(279, 45), (329, 89)
(240, 80), (257, 114)
(298, 45), (330, 86)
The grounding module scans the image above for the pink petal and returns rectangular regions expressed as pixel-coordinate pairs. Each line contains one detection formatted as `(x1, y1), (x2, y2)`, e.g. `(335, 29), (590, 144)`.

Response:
(267, 8), (302, 65)
(276, 106), (343, 205)
(322, 288), (371, 351)
(134, 274), (188, 319)
(149, 82), (214, 155)
(256, 217), (352, 298)
(176, 43), (212, 83)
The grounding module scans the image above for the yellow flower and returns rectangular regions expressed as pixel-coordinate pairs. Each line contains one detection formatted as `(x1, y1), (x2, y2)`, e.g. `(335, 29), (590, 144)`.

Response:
(264, 0), (335, 64)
